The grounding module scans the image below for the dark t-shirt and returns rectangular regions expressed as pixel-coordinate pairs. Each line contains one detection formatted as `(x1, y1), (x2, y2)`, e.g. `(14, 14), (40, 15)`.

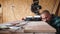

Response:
(48, 14), (60, 34)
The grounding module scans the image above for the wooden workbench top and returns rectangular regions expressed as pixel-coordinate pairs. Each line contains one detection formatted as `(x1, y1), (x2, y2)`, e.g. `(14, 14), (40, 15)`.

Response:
(24, 21), (56, 33)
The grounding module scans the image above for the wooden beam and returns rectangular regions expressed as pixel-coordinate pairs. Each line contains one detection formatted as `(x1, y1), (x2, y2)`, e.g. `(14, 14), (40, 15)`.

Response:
(52, 0), (60, 14)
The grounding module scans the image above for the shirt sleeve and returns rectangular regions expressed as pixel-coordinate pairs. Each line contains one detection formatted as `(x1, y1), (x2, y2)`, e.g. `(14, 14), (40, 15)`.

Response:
(55, 19), (60, 28)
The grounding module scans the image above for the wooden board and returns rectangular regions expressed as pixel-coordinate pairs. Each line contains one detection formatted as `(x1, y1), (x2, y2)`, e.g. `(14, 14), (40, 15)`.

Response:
(24, 21), (56, 33)
(3, 0), (16, 23)
(13, 0), (35, 20)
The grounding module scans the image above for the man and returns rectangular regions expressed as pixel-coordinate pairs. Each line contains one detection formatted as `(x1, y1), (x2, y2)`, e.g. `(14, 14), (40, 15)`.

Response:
(40, 10), (60, 34)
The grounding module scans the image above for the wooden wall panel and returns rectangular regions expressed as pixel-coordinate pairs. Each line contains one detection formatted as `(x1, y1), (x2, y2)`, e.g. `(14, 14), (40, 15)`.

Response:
(0, 0), (3, 23)
(13, 0), (35, 20)
(39, 0), (56, 13)
(3, 0), (35, 23)
(3, 0), (16, 23)
(1, 0), (59, 23)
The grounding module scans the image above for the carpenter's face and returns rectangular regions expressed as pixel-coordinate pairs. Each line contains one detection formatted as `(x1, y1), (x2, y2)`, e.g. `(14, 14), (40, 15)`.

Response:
(41, 13), (51, 22)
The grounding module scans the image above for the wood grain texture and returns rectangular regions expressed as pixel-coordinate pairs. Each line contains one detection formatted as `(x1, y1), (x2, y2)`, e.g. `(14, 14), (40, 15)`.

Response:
(0, 0), (3, 23)
(13, 0), (35, 20)
(24, 21), (56, 33)
(0, 0), (59, 23)
(39, 0), (57, 13)
(3, 0), (35, 23)
(52, 0), (60, 14)
(3, 0), (16, 23)
(35, 33), (55, 34)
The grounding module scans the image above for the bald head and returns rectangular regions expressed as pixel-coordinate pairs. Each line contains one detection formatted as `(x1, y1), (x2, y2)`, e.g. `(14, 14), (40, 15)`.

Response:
(41, 10), (51, 22)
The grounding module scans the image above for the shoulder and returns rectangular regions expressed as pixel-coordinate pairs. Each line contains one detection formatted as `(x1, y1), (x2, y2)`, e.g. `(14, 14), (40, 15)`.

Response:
(51, 14), (60, 20)
(52, 15), (60, 27)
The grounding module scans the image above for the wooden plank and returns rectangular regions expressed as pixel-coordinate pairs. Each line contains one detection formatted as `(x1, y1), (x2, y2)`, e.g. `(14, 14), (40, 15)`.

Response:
(58, 6), (60, 16)
(3, 0), (16, 23)
(24, 21), (56, 33)
(11, 32), (33, 34)
(35, 32), (55, 34)
(0, 31), (11, 34)
(52, 0), (60, 14)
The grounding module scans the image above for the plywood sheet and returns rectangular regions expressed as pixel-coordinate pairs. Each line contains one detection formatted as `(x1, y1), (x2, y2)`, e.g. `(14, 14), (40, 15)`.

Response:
(3, 0), (16, 23)
(0, 0), (3, 23)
